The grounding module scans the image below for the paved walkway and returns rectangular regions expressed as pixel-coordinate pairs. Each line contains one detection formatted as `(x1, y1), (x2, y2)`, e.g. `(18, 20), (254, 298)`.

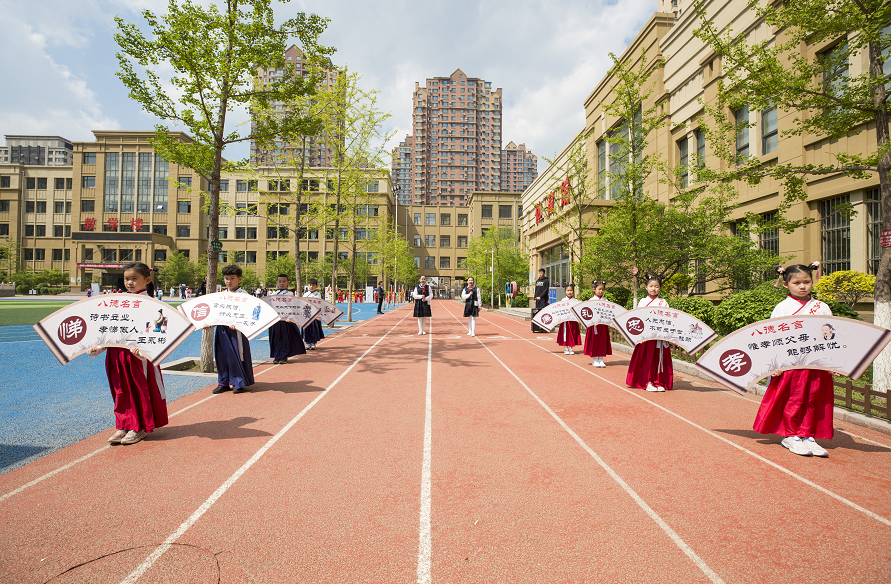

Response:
(1, 300), (890, 583)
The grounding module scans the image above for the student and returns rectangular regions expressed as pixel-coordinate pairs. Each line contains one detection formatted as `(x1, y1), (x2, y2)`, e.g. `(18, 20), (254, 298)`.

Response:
(302, 278), (325, 350)
(87, 262), (167, 446)
(212, 265), (255, 394)
(556, 284), (581, 354)
(413, 275), (433, 335)
(753, 262), (833, 457)
(626, 276), (673, 392)
(268, 273), (306, 364)
(533, 268), (550, 309)
(583, 280), (612, 368)
(461, 277), (482, 336)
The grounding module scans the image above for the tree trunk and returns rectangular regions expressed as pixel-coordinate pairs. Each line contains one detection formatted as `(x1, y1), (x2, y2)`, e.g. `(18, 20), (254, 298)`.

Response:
(293, 136), (308, 297)
(869, 40), (891, 394)
(347, 237), (357, 321)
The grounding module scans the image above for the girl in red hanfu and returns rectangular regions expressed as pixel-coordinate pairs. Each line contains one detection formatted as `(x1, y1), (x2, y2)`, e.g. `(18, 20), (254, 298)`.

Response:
(753, 262), (834, 458)
(88, 262), (167, 445)
(626, 276), (673, 392)
(583, 280), (612, 368)
(557, 284), (581, 355)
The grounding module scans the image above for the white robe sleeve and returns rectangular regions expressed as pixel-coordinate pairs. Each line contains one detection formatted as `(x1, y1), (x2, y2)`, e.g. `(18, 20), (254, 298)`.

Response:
(461, 289), (471, 300)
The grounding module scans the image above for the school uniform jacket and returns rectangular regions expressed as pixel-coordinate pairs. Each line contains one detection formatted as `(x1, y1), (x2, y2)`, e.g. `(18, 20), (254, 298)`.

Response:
(413, 284), (433, 318)
(461, 286), (481, 318)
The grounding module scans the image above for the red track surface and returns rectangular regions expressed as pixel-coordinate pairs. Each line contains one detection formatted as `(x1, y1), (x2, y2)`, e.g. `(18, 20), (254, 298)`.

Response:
(2, 300), (890, 583)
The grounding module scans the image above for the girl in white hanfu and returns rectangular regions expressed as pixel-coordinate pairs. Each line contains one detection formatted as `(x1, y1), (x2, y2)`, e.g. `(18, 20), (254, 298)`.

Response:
(753, 262), (834, 458)
(583, 280), (612, 368)
(413, 275), (434, 335)
(626, 277), (673, 392)
(461, 277), (482, 336)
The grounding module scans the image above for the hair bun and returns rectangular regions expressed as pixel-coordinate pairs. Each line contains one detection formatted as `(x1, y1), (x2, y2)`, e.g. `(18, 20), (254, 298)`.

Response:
(809, 261), (820, 270)
(775, 266), (786, 274)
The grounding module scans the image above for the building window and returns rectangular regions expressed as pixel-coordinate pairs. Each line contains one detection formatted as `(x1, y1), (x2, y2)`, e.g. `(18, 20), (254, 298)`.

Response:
(426, 213), (436, 225)
(34, 249), (45, 261)
(219, 179), (229, 191)
(867, 189), (882, 275)
(236, 227), (246, 239)
(414, 256), (421, 267)
(23, 249), (33, 261)
(0, 176), (9, 188)
(440, 213), (451, 225)
(153, 225), (168, 235)
(236, 180), (249, 192)
(178, 176), (192, 189)
(678, 137), (688, 188)
(597, 140), (607, 197)
(440, 256), (450, 269)
(441, 235), (451, 247)
(178, 200), (191, 213)
(425, 256), (435, 268)
(36, 178), (47, 190)
(425, 234), (436, 247)
(52, 248), (63, 261)
(735, 106), (750, 163)
(153, 154), (168, 213)
(102, 249), (117, 262)
(36, 201), (46, 213)
(177, 225), (191, 237)
(267, 227), (279, 239)
(246, 251), (257, 263)
(83, 176), (96, 188)
(498, 205), (512, 219)
(821, 195), (851, 275)
(54, 225), (63, 237)
(414, 213), (421, 225)
(55, 178), (65, 190)
(218, 227), (228, 239)
(0, 201), (8, 212)
(81, 199), (95, 212)
(759, 211), (779, 280)
(457, 214), (468, 226)
(0, 224), (7, 236)
(26, 178), (35, 190)
(762, 107), (778, 155)
(83, 152), (96, 164)
(413, 234), (421, 247)
(457, 236), (467, 248)
(154, 249), (167, 262)
(457, 257), (467, 268)
(104, 153), (119, 212)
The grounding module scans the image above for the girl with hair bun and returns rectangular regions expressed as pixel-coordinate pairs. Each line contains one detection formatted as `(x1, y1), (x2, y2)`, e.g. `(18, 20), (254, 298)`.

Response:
(626, 276), (673, 392)
(557, 284), (582, 354)
(753, 262), (834, 457)
(583, 280), (612, 367)
(87, 262), (167, 446)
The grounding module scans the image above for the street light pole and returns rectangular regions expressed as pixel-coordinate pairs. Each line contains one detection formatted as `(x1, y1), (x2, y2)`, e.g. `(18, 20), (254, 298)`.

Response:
(490, 248), (494, 310)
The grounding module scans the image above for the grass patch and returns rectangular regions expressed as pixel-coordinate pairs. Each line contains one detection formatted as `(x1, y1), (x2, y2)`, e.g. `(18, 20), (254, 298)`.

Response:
(0, 302), (74, 326)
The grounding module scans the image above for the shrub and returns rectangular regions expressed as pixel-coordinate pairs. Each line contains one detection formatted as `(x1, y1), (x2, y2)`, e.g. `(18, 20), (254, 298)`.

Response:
(814, 293), (860, 320)
(814, 270), (874, 307)
(609, 286), (631, 308)
(624, 288), (649, 310)
(15, 284), (27, 295)
(713, 282), (786, 335)
(512, 294), (529, 308)
(664, 273), (693, 296)
(38, 285), (49, 295)
(575, 288), (594, 302)
(667, 296), (716, 329)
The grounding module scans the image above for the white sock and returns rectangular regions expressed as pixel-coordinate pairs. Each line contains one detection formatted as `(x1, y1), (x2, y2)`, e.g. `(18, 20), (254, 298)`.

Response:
(469, 316), (475, 334)
(418, 319), (424, 334)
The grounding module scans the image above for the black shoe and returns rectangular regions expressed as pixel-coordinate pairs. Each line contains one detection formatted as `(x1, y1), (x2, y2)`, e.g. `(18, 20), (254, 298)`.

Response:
(213, 385), (231, 394)
(232, 387), (248, 394)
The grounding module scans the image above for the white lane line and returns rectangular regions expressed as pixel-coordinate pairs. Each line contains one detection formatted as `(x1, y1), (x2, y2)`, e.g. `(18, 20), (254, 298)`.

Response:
(440, 304), (725, 584)
(416, 317), (433, 584)
(478, 312), (891, 528)
(119, 313), (412, 584)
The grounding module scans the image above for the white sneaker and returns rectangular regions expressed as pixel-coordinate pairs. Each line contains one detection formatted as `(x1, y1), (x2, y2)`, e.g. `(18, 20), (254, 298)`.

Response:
(470, 332), (475, 337)
(803, 437), (829, 457)
(592, 359), (598, 367)
(121, 430), (147, 445)
(645, 383), (659, 392)
(569, 348), (575, 355)
(564, 347), (570, 354)
(108, 429), (127, 443)
(781, 436), (813, 456)
(654, 385), (666, 392)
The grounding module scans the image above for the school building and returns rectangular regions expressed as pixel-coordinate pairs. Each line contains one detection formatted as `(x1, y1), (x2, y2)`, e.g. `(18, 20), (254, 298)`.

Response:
(522, 1), (885, 301)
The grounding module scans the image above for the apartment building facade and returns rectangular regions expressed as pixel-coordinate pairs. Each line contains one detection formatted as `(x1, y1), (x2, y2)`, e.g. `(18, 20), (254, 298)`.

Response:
(402, 204), (469, 296)
(0, 135), (74, 166)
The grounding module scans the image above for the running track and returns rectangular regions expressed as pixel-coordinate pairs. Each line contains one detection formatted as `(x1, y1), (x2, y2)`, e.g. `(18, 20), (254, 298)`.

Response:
(1, 300), (890, 583)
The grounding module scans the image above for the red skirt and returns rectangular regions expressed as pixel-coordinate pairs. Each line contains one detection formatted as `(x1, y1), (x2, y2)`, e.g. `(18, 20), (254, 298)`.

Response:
(626, 340), (673, 389)
(753, 369), (834, 439)
(557, 321), (581, 346)
(583, 324), (612, 357)
(106, 348), (168, 433)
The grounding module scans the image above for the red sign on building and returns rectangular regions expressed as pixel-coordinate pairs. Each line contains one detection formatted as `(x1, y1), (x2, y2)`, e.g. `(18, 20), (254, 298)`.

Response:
(131, 218), (144, 231)
(106, 218), (119, 231)
(82, 217), (96, 231)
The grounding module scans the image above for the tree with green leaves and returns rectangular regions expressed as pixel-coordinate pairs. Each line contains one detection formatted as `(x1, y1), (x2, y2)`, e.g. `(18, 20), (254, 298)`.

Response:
(0, 238), (20, 281)
(691, 0), (891, 391)
(366, 222), (416, 297)
(465, 228), (528, 307)
(115, 0), (332, 371)
(157, 249), (203, 291)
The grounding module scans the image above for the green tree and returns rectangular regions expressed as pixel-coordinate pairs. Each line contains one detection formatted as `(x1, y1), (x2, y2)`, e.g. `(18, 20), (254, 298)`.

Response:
(0, 238), (20, 280)
(815, 270), (876, 307)
(465, 228), (528, 307)
(691, 0), (891, 390)
(115, 0), (332, 371)
(158, 249), (202, 290)
(366, 223), (416, 295)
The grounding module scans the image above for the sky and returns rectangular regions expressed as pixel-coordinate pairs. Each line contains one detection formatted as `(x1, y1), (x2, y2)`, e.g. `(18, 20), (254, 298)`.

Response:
(0, 0), (655, 172)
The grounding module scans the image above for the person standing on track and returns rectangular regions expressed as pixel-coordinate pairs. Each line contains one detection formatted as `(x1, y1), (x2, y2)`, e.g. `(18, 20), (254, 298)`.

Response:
(461, 277), (481, 336)
(376, 282), (385, 314)
(626, 276), (673, 392)
(583, 280), (612, 368)
(302, 278), (325, 350)
(533, 268), (549, 310)
(753, 262), (833, 458)
(556, 284), (581, 354)
(212, 265), (255, 395)
(268, 274), (306, 365)
(87, 262), (167, 446)
(413, 275), (433, 335)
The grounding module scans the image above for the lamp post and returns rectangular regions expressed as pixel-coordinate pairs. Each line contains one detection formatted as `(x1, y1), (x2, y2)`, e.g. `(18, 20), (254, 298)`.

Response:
(489, 248), (494, 310)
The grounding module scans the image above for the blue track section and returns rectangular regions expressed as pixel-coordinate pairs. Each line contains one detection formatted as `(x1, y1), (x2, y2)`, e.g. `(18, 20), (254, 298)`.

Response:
(0, 302), (396, 475)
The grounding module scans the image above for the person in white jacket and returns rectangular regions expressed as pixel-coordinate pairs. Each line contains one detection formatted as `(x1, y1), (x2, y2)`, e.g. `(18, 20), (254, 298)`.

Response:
(461, 277), (481, 336)
(412, 275), (434, 335)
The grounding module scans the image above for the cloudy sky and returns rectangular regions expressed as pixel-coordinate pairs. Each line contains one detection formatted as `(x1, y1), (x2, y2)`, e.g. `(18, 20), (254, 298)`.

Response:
(0, 0), (655, 171)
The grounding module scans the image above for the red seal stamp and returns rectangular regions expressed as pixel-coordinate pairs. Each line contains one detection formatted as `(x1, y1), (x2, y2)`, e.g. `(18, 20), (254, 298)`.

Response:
(58, 316), (87, 345)
(718, 350), (752, 377)
(191, 303), (211, 321)
(626, 317), (645, 335)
